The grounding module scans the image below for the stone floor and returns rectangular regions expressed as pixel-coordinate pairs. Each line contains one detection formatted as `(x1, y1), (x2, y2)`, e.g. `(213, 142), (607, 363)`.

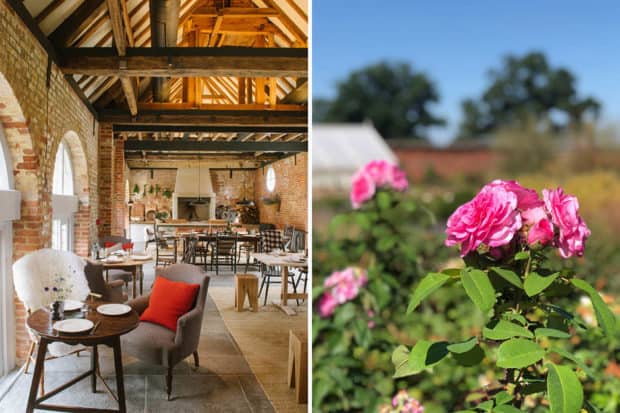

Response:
(0, 261), (284, 413)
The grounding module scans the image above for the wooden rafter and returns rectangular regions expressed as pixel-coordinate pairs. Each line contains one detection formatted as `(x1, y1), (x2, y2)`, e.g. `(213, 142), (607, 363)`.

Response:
(259, 0), (307, 45)
(35, 0), (66, 24)
(106, 0), (138, 115)
(60, 47), (308, 78)
(49, 0), (106, 47)
(124, 140), (307, 152)
(281, 78), (307, 104)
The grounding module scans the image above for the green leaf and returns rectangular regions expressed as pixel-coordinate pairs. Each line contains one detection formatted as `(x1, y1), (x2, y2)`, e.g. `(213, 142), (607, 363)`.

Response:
(452, 345), (484, 367)
(535, 328), (570, 339)
(441, 268), (462, 277)
(447, 337), (478, 354)
(503, 312), (527, 325)
(514, 251), (530, 260)
(548, 348), (596, 378)
(494, 406), (522, 413)
(392, 345), (417, 378)
(491, 267), (523, 288)
(522, 381), (547, 395)
(547, 363), (583, 413)
(494, 390), (514, 405)
(483, 320), (533, 340)
(524, 271), (560, 297)
(477, 400), (494, 411)
(497, 338), (545, 368)
(460, 268), (496, 312)
(407, 272), (451, 313)
(408, 340), (449, 372)
(571, 278), (617, 336)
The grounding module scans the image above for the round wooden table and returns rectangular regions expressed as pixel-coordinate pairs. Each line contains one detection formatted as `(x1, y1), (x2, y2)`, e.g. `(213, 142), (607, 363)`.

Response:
(26, 301), (139, 413)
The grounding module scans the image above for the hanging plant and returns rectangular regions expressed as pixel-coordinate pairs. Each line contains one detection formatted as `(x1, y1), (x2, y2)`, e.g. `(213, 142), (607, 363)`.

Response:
(132, 183), (140, 194)
(142, 184), (147, 197)
(149, 185), (154, 194)
(261, 194), (280, 205)
(155, 184), (161, 196)
(162, 188), (172, 199)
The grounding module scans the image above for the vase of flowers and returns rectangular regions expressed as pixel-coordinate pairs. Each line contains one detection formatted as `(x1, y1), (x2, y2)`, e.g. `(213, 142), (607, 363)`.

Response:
(45, 273), (74, 320)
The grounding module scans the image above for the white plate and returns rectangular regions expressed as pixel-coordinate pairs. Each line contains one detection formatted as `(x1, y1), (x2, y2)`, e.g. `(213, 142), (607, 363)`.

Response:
(53, 319), (94, 334)
(103, 256), (123, 263)
(130, 254), (151, 261)
(97, 303), (132, 316)
(63, 300), (83, 312)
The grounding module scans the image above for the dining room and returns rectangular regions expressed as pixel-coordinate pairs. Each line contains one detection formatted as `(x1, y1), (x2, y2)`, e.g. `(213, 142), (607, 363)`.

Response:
(0, 0), (308, 412)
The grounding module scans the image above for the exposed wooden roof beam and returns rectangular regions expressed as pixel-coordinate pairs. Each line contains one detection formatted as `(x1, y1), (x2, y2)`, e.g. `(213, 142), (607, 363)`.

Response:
(106, 0), (138, 115)
(284, 0), (307, 21)
(124, 140), (307, 152)
(120, 0), (134, 46)
(100, 108), (306, 126)
(60, 47), (308, 78)
(193, 7), (279, 18)
(49, 0), (106, 47)
(260, 0), (307, 45)
(35, 0), (67, 24)
(280, 78), (307, 104)
(113, 124), (307, 133)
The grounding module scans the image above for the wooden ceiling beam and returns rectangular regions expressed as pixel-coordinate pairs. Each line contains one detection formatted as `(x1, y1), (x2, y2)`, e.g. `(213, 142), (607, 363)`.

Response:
(49, 0), (106, 47)
(100, 108), (307, 126)
(35, 0), (67, 24)
(124, 140), (307, 152)
(120, 0), (134, 46)
(260, 0), (307, 45)
(280, 78), (307, 104)
(193, 7), (279, 18)
(113, 124), (308, 133)
(106, 0), (138, 116)
(60, 47), (308, 77)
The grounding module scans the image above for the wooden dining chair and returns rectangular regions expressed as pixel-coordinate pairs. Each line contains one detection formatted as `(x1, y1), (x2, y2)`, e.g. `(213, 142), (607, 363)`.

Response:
(212, 233), (237, 275)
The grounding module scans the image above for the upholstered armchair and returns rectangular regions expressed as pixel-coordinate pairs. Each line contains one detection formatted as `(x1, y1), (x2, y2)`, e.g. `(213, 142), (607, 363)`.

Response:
(121, 263), (210, 400)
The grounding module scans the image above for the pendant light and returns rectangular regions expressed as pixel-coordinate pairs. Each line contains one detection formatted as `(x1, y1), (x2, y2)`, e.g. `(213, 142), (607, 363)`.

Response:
(236, 172), (253, 206)
(190, 156), (207, 205)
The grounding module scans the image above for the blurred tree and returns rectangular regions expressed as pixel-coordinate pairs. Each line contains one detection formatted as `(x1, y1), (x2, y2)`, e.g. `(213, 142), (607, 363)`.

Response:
(458, 51), (601, 139)
(316, 61), (445, 139)
(312, 98), (333, 123)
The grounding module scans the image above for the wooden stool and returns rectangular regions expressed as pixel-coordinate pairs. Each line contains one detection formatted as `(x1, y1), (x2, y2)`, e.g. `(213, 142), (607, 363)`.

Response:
(287, 330), (308, 404)
(234, 274), (259, 312)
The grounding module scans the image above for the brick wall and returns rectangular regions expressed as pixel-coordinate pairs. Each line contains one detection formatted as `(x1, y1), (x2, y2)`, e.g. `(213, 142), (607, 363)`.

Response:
(111, 138), (127, 236)
(129, 169), (177, 219)
(211, 169), (256, 207)
(0, 2), (99, 361)
(393, 148), (500, 182)
(254, 153), (307, 230)
(97, 124), (113, 236)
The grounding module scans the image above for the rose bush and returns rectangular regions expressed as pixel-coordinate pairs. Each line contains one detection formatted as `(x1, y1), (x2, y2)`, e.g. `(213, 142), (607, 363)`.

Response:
(396, 179), (616, 412)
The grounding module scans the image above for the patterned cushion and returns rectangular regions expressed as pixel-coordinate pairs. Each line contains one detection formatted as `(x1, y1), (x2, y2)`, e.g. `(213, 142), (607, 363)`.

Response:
(260, 230), (283, 252)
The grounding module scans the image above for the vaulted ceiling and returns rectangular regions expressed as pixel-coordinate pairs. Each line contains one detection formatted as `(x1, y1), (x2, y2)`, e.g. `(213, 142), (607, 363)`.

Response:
(11, 0), (308, 166)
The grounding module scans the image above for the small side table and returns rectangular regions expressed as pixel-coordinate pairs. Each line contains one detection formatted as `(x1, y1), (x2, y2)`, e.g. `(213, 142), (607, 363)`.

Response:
(26, 301), (139, 413)
(287, 329), (308, 404)
(234, 274), (259, 312)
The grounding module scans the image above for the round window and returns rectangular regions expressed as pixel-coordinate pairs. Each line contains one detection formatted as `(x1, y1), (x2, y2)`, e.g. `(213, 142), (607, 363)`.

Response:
(266, 166), (276, 192)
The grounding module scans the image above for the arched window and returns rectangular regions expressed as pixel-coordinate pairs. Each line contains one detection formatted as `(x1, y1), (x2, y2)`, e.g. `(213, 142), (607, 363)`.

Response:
(53, 141), (74, 195)
(51, 140), (78, 251)
(266, 166), (276, 192)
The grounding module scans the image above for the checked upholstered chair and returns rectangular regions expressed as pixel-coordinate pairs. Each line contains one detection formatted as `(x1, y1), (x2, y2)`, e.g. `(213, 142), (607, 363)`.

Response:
(121, 263), (210, 400)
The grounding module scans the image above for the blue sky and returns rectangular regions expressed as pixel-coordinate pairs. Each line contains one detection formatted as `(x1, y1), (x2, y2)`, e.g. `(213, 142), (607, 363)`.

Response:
(312, 0), (620, 145)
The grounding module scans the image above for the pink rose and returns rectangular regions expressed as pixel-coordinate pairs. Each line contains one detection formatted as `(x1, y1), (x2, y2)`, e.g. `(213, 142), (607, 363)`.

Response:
(446, 183), (522, 257)
(543, 188), (591, 258)
(350, 161), (408, 208)
(527, 218), (554, 247)
(324, 268), (367, 303)
(351, 170), (376, 209)
(488, 180), (544, 224)
(319, 292), (338, 318)
(390, 165), (409, 192)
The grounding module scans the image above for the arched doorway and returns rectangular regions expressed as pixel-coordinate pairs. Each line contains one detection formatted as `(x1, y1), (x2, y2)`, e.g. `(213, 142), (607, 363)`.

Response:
(0, 74), (26, 377)
(0, 124), (20, 378)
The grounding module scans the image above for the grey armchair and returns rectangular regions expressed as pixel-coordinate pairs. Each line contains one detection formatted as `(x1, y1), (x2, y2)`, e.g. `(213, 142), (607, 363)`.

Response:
(120, 264), (210, 400)
(84, 260), (127, 303)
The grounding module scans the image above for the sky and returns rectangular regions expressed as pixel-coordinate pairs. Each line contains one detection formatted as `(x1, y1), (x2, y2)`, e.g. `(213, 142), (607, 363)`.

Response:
(312, 0), (620, 145)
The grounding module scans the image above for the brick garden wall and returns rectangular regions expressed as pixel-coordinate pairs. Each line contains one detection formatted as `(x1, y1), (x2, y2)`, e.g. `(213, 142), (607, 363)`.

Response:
(0, 1), (99, 361)
(254, 153), (308, 231)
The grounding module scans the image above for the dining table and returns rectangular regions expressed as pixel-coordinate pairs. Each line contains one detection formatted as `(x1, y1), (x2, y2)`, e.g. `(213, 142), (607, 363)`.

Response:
(25, 300), (139, 413)
(97, 255), (153, 298)
(252, 252), (308, 316)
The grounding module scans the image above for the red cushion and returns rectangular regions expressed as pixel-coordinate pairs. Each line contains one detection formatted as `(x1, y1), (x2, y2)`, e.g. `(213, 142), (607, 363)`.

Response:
(140, 276), (200, 332)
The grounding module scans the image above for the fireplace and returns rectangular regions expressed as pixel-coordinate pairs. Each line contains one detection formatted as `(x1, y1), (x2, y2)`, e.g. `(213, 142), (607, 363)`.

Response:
(172, 167), (216, 220)
(176, 197), (212, 221)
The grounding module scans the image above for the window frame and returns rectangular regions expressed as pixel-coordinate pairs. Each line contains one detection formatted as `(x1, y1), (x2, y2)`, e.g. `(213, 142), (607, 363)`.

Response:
(266, 166), (276, 193)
